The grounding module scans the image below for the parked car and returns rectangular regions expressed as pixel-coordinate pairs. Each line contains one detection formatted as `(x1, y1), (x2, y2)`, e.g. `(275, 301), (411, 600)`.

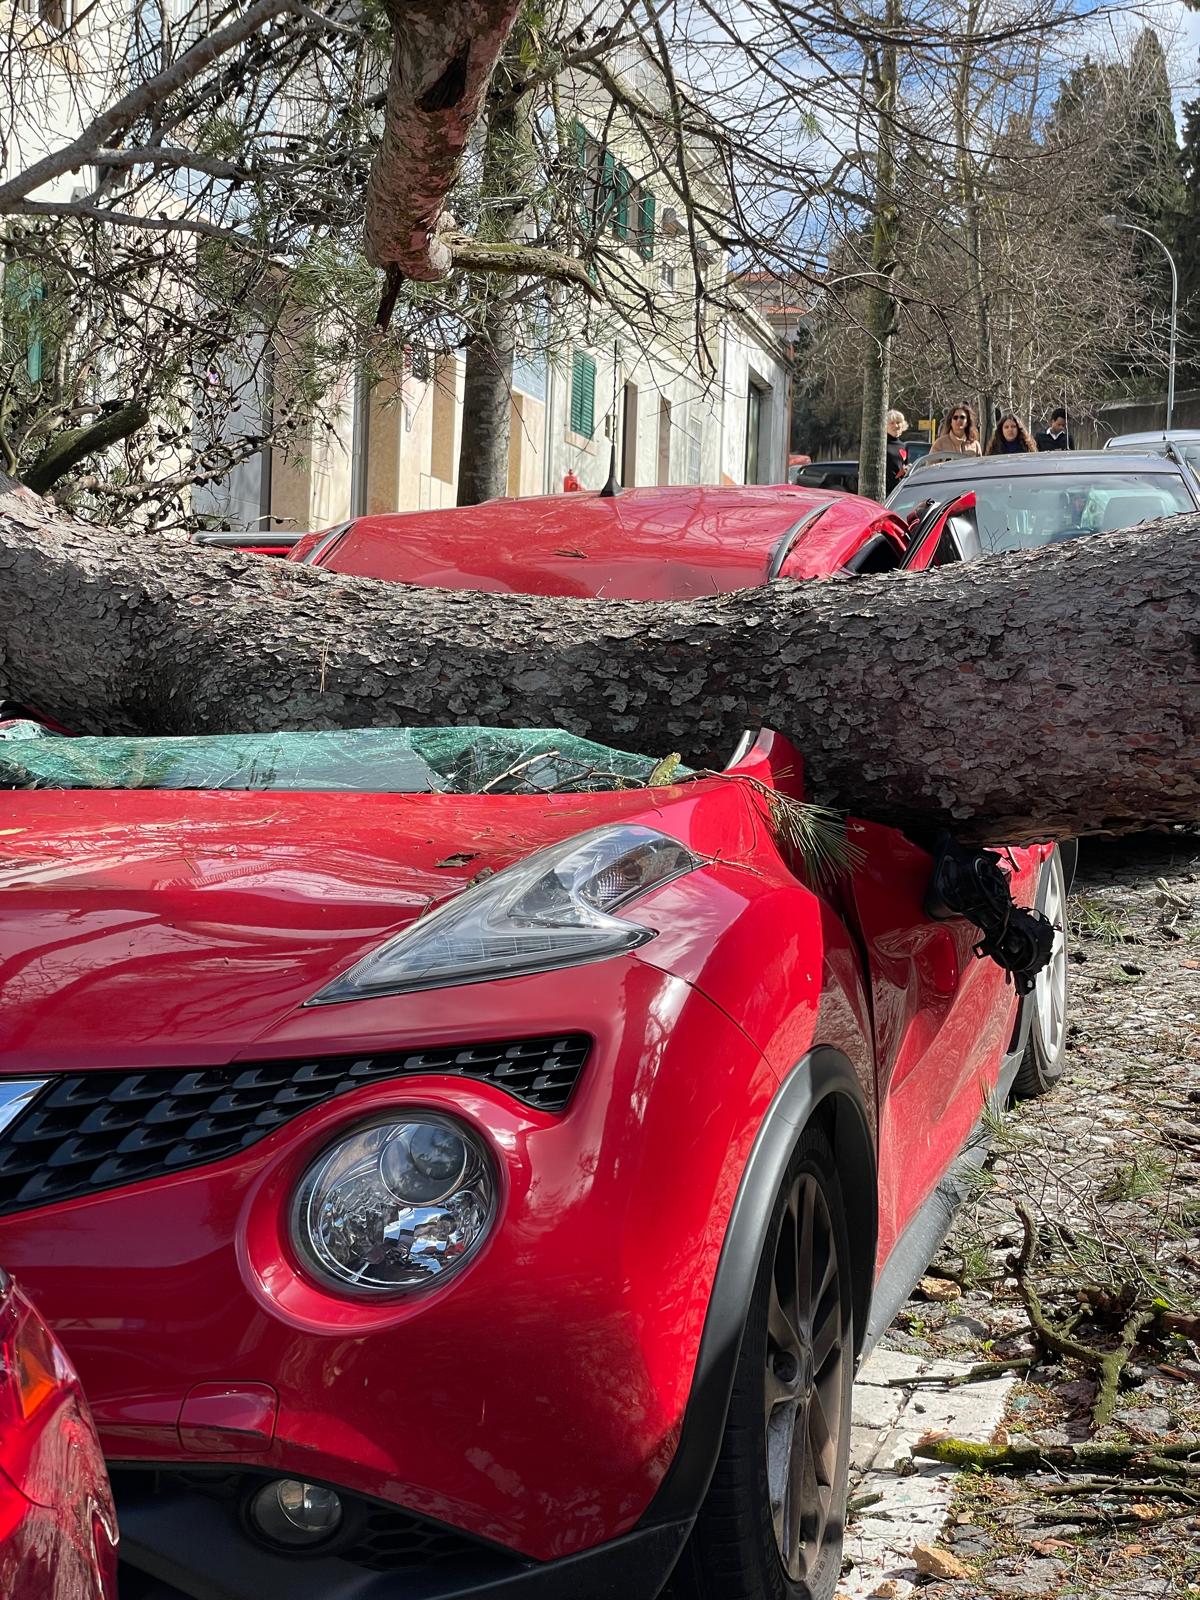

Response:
(285, 485), (919, 589)
(193, 529), (306, 557)
(789, 458), (859, 493)
(888, 448), (1200, 553)
(0, 1265), (118, 1598)
(1102, 428), (1200, 483)
(0, 484), (1067, 1600)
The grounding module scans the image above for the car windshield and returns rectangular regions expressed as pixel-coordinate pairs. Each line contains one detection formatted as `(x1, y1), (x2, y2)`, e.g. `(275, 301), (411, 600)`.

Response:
(889, 470), (1194, 553)
(0, 724), (689, 794)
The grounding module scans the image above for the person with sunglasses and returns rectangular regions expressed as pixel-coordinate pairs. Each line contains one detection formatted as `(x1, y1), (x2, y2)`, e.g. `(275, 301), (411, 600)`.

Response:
(932, 402), (982, 456)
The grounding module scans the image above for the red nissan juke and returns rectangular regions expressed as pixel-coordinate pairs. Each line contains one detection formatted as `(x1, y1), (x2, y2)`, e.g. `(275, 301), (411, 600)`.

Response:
(0, 485), (1068, 1600)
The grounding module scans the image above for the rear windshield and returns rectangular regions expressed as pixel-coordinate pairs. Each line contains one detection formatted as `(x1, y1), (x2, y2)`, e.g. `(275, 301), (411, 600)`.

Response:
(0, 724), (688, 794)
(888, 469), (1194, 553)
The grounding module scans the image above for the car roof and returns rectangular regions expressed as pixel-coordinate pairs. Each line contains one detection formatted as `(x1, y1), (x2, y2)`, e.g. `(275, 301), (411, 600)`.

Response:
(1104, 430), (1200, 446)
(306, 484), (895, 599)
(904, 448), (1186, 481)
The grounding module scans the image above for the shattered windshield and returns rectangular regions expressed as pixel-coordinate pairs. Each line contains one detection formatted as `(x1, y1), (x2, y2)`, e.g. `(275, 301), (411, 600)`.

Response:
(0, 724), (689, 795)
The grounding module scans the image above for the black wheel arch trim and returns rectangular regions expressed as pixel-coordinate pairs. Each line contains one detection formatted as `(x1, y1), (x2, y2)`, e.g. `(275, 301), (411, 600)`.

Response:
(642, 1046), (876, 1526)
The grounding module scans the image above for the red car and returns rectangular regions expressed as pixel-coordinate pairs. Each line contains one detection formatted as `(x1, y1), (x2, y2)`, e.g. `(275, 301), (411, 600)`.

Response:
(0, 1265), (118, 1598)
(0, 484), (1066, 1600)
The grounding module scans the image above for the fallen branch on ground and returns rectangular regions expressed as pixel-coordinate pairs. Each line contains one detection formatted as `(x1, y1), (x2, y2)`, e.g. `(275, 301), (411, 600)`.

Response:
(886, 1357), (1033, 1388)
(1014, 1200), (1156, 1429)
(913, 1436), (1200, 1474)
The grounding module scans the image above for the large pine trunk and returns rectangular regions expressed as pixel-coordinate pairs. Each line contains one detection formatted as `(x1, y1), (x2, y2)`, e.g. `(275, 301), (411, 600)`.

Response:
(0, 478), (1196, 843)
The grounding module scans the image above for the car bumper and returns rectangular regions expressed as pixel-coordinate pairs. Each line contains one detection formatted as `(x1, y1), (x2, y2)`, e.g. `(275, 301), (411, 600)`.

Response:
(0, 958), (782, 1576)
(113, 1466), (691, 1600)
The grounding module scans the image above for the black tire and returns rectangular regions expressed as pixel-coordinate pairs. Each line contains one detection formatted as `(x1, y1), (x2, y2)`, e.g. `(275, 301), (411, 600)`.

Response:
(674, 1127), (854, 1600)
(1012, 845), (1069, 1099)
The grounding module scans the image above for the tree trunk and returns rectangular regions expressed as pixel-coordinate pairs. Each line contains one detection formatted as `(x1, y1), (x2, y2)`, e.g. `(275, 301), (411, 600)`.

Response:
(857, 0), (900, 504)
(954, 5), (996, 433)
(455, 23), (534, 506)
(365, 0), (526, 280)
(458, 306), (517, 505)
(1, 479), (1197, 844)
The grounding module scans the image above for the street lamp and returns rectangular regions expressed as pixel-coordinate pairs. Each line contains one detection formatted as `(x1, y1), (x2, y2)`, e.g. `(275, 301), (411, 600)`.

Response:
(1101, 214), (1178, 431)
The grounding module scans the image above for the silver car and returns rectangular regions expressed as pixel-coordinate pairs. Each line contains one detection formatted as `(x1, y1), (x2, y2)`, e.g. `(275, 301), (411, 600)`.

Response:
(1103, 429), (1200, 486)
(885, 448), (1199, 556)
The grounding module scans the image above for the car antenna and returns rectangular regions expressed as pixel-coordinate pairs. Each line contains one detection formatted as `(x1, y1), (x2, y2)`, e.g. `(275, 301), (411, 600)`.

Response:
(599, 341), (621, 498)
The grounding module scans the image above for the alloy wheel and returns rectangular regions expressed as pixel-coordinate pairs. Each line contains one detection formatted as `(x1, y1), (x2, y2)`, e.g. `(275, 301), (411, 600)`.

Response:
(763, 1172), (848, 1585)
(1035, 853), (1067, 1061)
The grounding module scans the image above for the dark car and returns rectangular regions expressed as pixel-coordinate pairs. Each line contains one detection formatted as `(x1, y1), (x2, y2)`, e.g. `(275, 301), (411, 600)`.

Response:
(790, 458), (859, 493)
(886, 448), (1200, 554)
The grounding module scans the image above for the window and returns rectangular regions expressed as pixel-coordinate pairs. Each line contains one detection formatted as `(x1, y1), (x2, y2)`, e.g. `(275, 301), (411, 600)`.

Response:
(745, 383), (764, 483)
(569, 122), (655, 257)
(637, 192), (656, 260)
(686, 409), (702, 485)
(570, 351), (596, 439)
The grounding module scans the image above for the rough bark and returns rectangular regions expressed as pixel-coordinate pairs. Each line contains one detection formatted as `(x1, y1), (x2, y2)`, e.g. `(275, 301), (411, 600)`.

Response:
(455, 27), (534, 506)
(856, 0), (901, 505)
(364, 0), (526, 280)
(0, 479), (1197, 843)
(457, 306), (518, 505)
(22, 403), (149, 496)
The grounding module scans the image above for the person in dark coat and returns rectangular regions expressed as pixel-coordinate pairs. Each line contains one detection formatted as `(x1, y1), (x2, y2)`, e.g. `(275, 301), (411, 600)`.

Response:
(1035, 408), (1071, 451)
(986, 414), (1038, 455)
(885, 408), (909, 493)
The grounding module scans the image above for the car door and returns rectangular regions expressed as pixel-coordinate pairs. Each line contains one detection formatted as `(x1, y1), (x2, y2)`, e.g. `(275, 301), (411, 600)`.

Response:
(844, 822), (1035, 1266)
(844, 485), (1040, 1261)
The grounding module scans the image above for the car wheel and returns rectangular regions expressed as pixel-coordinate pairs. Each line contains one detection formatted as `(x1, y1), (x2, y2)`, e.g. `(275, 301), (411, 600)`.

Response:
(677, 1127), (854, 1600)
(1012, 845), (1069, 1099)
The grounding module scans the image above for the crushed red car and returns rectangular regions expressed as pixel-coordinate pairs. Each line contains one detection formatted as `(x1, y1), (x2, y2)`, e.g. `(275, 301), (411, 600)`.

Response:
(0, 1265), (118, 1598)
(0, 484), (1066, 1600)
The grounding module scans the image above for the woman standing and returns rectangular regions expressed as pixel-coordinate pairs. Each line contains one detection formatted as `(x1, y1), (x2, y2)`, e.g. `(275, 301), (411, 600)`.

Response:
(932, 402), (982, 456)
(986, 415), (1038, 455)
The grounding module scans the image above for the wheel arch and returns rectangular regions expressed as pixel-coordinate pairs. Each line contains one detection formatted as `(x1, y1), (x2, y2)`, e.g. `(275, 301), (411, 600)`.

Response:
(643, 1045), (876, 1527)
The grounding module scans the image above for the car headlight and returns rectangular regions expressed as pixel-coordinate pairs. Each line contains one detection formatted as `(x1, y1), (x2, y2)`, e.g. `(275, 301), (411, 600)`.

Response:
(292, 1114), (495, 1294)
(308, 824), (699, 1004)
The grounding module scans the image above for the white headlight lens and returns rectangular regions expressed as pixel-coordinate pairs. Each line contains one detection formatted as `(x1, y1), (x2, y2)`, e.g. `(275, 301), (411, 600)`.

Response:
(292, 1115), (495, 1294)
(308, 824), (699, 1004)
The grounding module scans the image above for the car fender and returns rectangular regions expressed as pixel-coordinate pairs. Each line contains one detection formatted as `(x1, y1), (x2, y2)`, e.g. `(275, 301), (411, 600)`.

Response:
(642, 1046), (876, 1526)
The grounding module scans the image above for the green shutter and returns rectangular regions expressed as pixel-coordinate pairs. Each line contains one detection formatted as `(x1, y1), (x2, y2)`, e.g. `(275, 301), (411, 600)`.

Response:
(637, 191), (656, 259)
(570, 351), (596, 438)
(600, 150), (616, 226)
(613, 166), (632, 240)
(572, 121), (588, 169)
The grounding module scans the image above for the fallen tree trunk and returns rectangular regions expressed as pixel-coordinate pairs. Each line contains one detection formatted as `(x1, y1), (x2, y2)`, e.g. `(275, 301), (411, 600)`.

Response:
(0, 479), (1197, 842)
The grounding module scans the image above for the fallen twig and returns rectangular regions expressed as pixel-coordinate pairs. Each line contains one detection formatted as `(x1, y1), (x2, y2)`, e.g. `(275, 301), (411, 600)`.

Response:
(912, 1436), (1200, 1474)
(886, 1357), (1033, 1389)
(1014, 1200), (1156, 1429)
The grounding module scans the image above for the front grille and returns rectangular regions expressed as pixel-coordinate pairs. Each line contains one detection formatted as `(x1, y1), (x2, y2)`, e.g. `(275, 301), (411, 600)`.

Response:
(0, 1034), (589, 1216)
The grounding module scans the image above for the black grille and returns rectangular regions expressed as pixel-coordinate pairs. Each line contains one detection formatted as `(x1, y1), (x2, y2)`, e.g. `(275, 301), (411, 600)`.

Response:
(0, 1035), (589, 1216)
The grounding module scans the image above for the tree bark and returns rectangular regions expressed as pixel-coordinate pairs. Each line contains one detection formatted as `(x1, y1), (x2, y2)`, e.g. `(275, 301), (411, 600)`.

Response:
(1, 479), (1197, 843)
(457, 305), (518, 505)
(455, 23), (535, 506)
(857, 0), (901, 505)
(365, 0), (527, 280)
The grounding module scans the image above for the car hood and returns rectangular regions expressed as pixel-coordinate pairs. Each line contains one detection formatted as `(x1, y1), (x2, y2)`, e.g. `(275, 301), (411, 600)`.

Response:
(0, 787), (679, 1070)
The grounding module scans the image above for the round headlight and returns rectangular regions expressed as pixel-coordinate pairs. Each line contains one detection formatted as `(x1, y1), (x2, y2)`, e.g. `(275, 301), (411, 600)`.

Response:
(291, 1115), (495, 1294)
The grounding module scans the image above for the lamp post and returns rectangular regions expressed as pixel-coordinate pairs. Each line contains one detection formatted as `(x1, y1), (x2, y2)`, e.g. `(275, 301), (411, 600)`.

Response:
(1101, 215), (1178, 431)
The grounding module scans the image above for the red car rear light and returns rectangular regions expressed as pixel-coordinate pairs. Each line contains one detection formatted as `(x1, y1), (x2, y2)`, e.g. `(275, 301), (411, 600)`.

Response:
(0, 1268), (68, 1502)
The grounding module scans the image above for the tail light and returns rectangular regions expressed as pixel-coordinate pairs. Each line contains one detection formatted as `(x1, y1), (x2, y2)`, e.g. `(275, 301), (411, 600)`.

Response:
(0, 1267), (68, 1505)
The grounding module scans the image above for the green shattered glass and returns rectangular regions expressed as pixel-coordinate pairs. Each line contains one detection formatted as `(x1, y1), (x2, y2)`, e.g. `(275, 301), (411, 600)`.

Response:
(0, 723), (689, 795)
